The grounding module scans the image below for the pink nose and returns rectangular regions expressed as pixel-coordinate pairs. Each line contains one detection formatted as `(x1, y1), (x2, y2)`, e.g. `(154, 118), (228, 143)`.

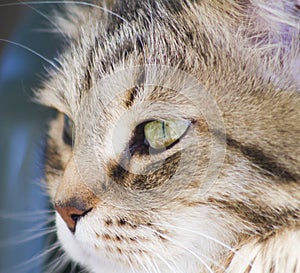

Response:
(55, 205), (91, 233)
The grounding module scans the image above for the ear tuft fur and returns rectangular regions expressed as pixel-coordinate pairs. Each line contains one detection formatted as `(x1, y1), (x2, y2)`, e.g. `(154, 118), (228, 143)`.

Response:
(53, 5), (94, 39)
(53, 1), (114, 40)
(248, 0), (300, 90)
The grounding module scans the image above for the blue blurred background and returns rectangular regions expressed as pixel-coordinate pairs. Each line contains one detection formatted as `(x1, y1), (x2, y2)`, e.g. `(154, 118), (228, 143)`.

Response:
(0, 1), (64, 272)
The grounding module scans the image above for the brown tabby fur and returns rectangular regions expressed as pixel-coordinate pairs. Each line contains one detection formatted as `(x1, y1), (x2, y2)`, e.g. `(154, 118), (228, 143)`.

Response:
(38, 0), (300, 272)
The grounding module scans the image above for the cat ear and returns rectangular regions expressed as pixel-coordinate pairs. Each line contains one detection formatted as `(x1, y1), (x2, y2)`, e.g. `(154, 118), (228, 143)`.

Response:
(248, 0), (300, 89)
(247, 0), (299, 45)
(54, 1), (114, 40)
(53, 5), (98, 40)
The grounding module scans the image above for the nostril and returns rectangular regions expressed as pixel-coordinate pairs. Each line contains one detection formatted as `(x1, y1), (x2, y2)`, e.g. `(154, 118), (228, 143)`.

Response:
(70, 208), (92, 224)
(71, 213), (81, 223)
(55, 204), (92, 233)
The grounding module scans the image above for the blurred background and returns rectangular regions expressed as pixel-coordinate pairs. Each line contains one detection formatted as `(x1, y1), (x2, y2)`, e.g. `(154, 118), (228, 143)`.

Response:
(0, 1), (66, 272)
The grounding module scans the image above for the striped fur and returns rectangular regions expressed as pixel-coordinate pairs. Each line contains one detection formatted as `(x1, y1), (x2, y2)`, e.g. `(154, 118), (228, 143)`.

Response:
(38, 1), (300, 272)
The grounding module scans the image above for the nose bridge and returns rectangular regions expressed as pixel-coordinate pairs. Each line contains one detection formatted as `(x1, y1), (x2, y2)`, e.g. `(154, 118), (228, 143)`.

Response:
(55, 157), (100, 210)
(54, 158), (100, 232)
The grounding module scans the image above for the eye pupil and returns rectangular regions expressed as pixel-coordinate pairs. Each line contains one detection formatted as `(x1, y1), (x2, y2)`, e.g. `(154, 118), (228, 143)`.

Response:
(144, 119), (190, 151)
(63, 115), (75, 146)
(129, 119), (191, 156)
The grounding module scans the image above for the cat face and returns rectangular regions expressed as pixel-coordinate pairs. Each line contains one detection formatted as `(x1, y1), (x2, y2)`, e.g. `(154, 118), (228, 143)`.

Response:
(38, 1), (300, 272)
(44, 65), (230, 272)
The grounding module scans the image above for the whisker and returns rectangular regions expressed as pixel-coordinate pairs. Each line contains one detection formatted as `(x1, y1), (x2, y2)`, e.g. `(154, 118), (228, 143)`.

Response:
(0, 212), (56, 248)
(3, 241), (61, 273)
(0, 227), (56, 248)
(113, 223), (159, 273)
(132, 252), (151, 273)
(152, 222), (249, 265)
(79, 268), (88, 273)
(17, 215), (55, 234)
(143, 254), (160, 273)
(22, 1), (67, 39)
(0, 209), (55, 221)
(20, 226), (56, 242)
(0, 38), (60, 70)
(152, 259), (162, 273)
(121, 219), (183, 273)
(137, 241), (182, 273)
(124, 252), (138, 273)
(44, 257), (63, 273)
(141, 225), (215, 273)
(70, 259), (79, 273)
(44, 251), (71, 273)
(0, 1), (147, 61)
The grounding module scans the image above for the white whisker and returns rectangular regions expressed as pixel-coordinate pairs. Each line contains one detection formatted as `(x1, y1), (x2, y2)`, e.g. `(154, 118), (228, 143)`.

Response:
(3, 241), (61, 273)
(70, 260), (79, 273)
(22, 1), (67, 39)
(45, 251), (71, 272)
(141, 225), (215, 273)
(0, 212), (55, 247)
(122, 220), (183, 273)
(0, 39), (59, 69)
(143, 252), (162, 273)
(143, 254), (160, 273)
(19, 214), (55, 233)
(124, 252), (138, 273)
(137, 241), (182, 273)
(132, 252), (151, 273)
(1, 227), (55, 247)
(152, 259), (162, 273)
(152, 222), (250, 267)
(0, 1), (147, 61)
(0, 209), (55, 221)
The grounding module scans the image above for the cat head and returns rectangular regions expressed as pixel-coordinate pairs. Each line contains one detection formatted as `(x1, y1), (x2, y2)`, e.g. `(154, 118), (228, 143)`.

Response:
(37, 1), (300, 272)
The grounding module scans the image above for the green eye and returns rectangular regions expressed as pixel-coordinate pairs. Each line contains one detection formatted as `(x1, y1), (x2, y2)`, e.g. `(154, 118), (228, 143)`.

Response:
(144, 119), (190, 150)
(63, 114), (75, 146)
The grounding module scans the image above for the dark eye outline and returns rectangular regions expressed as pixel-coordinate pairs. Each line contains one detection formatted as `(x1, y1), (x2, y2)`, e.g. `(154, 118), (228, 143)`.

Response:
(63, 114), (75, 147)
(128, 120), (191, 156)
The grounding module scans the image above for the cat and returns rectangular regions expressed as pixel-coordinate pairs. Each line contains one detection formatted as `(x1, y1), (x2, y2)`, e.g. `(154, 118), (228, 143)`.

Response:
(36, 0), (300, 272)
